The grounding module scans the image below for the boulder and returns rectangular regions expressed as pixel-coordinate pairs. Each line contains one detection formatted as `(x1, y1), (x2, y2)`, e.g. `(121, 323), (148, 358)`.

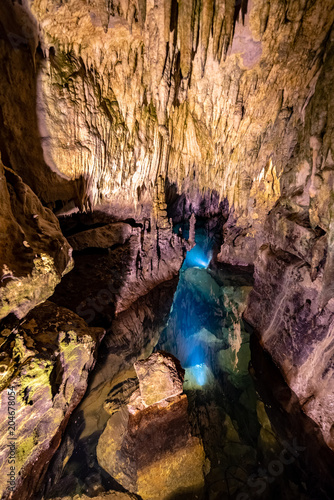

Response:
(134, 351), (185, 407)
(0, 301), (104, 500)
(67, 223), (133, 251)
(97, 352), (207, 500)
(0, 161), (73, 321)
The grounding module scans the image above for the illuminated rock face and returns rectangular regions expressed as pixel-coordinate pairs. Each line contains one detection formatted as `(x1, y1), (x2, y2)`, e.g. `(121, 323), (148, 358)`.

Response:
(0, 301), (104, 500)
(5, 0), (328, 218)
(0, 160), (73, 321)
(97, 352), (206, 500)
(133, 351), (184, 407)
(230, 39), (334, 450)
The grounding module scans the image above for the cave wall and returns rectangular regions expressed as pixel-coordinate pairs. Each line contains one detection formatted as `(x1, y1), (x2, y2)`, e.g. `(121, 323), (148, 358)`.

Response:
(243, 36), (334, 450)
(0, 0), (334, 496)
(12, 0), (331, 216)
(19, 0), (334, 451)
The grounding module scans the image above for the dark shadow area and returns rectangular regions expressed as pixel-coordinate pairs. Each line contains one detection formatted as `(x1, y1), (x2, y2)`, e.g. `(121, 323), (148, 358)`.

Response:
(50, 242), (129, 328)
(0, 0), (77, 206)
(249, 331), (334, 500)
(165, 180), (227, 223)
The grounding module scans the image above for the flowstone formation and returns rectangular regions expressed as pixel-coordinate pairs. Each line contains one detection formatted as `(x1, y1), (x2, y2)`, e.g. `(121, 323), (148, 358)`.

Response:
(3, 0), (329, 215)
(97, 351), (207, 500)
(0, 301), (104, 500)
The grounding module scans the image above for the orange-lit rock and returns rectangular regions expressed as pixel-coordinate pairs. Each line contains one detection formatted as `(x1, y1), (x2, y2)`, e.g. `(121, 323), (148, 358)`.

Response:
(97, 352), (207, 499)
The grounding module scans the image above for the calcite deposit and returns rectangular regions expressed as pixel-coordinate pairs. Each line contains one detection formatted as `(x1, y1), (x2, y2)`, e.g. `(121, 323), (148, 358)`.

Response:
(14, 0), (329, 219)
(0, 0), (334, 498)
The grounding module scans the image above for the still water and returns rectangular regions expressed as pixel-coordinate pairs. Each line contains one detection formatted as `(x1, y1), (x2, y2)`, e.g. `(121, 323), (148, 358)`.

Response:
(156, 219), (334, 500)
(45, 218), (334, 500)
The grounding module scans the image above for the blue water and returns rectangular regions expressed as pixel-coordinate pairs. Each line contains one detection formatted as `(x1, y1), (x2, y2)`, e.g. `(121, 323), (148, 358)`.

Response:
(183, 244), (213, 270)
(159, 221), (226, 387)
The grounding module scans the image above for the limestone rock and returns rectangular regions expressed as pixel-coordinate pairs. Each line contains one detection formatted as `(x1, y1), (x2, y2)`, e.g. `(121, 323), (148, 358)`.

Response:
(52, 213), (190, 323)
(41, 278), (178, 498)
(67, 223), (133, 251)
(11, 0), (329, 218)
(1, 0), (334, 470)
(133, 351), (185, 407)
(97, 353), (206, 500)
(52, 493), (137, 500)
(0, 301), (104, 500)
(0, 160), (73, 321)
(104, 378), (138, 416)
(244, 245), (334, 450)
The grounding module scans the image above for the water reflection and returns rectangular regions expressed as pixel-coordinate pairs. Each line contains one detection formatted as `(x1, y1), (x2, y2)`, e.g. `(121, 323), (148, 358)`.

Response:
(157, 218), (333, 500)
(184, 363), (214, 389)
(183, 244), (213, 269)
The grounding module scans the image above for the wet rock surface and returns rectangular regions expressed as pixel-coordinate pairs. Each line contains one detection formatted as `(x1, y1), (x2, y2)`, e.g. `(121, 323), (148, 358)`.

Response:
(42, 277), (178, 499)
(218, 14), (334, 452)
(0, 0), (333, 498)
(0, 301), (104, 500)
(244, 244), (334, 451)
(133, 351), (184, 407)
(97, 352), (207, 500)
(250, 333), (334, 500)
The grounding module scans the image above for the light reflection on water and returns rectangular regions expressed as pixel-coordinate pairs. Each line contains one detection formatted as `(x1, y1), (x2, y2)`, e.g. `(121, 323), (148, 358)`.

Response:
(184, 363), (214, 389)
(165, 221), (217, 387)
(182, 244), (213, 270)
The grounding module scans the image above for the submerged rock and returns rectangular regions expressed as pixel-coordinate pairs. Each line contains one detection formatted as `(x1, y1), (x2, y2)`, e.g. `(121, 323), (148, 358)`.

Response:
(42, 279), (179, 499)
(133, 351), (185, 407)
(97, 352), (207, 500)
(0, 301), (104, 500)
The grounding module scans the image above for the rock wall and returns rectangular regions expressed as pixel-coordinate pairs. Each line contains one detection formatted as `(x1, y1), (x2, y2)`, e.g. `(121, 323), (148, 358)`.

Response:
(0, 301), (104, 500)
(2, 0), (329, 216)
(235, 19), (334, 452)
(0, 159), (73, 320)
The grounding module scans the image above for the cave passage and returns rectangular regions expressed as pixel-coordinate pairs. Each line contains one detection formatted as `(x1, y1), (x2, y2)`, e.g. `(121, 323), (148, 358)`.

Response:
(38, 216), (334, 500)
(156, 219), (333, 500)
